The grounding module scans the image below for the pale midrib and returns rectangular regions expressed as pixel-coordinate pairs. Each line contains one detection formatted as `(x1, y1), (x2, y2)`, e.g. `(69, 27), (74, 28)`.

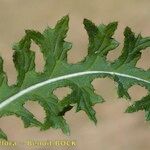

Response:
(0, 71), (149, 109)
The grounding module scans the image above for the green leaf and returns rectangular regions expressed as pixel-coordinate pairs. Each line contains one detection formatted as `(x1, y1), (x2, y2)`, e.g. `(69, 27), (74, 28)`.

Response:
(0, 15), (150, 140)
(0, 129), (7, 140)
(83, 19), (119, 56)
(126, 95), (150, 121)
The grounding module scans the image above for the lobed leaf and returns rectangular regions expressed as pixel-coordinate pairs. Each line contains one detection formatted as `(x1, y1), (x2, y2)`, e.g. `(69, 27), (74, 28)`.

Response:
(0, 16), (150, 140)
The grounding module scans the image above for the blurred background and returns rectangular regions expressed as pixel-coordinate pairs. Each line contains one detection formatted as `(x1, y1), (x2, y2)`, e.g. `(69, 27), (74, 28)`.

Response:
(0, 0), (150, 150)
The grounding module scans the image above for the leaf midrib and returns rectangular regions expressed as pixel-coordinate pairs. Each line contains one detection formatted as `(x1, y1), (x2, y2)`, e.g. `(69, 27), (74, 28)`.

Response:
(0, 70), (149, 110)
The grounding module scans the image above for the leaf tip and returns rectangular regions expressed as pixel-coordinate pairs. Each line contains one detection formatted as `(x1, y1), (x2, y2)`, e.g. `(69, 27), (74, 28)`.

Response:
(124, 26), (134, 37)
(59, 15), (69, 25)
(83, 18), (96, 28)
(125, 105), (136, 113)
(83, 18), (98, 37)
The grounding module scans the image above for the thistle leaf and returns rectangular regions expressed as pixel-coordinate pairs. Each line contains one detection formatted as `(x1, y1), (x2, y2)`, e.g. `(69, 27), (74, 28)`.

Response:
(0, 16), (150, 140)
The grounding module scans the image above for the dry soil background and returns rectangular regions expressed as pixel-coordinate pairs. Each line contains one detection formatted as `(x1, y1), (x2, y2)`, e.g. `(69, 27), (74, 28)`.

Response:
(0, 0), (150, 150)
